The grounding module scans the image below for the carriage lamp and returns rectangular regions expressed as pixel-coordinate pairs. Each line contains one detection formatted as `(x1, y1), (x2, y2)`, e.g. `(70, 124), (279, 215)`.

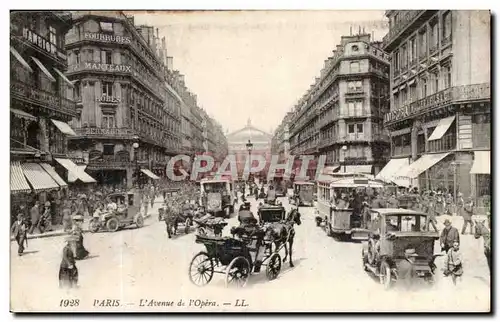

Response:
(341, 145), (348, 173)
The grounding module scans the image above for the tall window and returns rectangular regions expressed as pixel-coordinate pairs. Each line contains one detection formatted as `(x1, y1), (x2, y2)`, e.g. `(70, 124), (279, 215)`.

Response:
(350, 61), (360, 73)
(73, 81), (81, 101)
(101, 50), (112, 64)
(75, 50), (80, 64)
(393, 50), (400, 72)
(102, 115), (115, 128)
(442, 11), (452, 44)
(409, 83), (417, 102)
(401, 44), (407, 69)
(87, 49), (94, 62)
(443, 64), (452, 88)
(102, 82), (113, 96)
(401, 88), (408, 106)
(48, 26), (57, 46)
(432, 71), (440, 93)
(409, 37), (416, 65)
(429, 19), (439, 52)
(418, 28), (427, 58)
(420, 77), (427, 98)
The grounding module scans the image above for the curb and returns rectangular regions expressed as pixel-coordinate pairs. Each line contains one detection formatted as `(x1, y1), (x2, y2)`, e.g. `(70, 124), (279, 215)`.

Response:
(11, 213), (154, 242)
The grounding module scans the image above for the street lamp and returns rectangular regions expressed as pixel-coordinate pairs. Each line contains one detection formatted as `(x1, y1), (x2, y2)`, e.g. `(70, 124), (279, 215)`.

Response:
(246, 139), (253, 183)
(132, 135), (139, 187)
(341, 145), (348, 173)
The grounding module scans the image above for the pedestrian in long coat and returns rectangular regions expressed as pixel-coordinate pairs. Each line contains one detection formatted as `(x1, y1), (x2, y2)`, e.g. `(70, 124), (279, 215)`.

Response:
(11, 214), (27, 255)
(426, 194), (439, 232)
(59, 236), (79, 289)
(29, 201), (40, 234)
(440, 219), (460, 253)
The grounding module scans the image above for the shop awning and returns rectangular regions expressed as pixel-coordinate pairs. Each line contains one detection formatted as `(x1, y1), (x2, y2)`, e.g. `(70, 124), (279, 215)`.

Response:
(21, 163), (59, 192)
(11, 161), (31, 193)
(340, 165), (373, 174)
(470, 151), (490, 174)
(376, 158), (411, 187)
(31, 56), (56, 82)
(40, 163), (67, 187)
(428, 116), (456, 141)
(401, 152), (450, 178)
(141, 169), (160, 180)
(376, 158), (410, 181)
(55, 158), (97, 183)
(53, 67), (74, 87)
(11, 108), (36, 122)
(51, 119), (76, 136)
(10, 46), (33, 73)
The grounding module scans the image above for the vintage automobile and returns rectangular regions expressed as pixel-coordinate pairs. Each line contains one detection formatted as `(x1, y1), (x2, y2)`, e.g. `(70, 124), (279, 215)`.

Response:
(200, 178), (236, 218)
(289, 181), (315, 206)
(361, 208), (440, 289)
(89, 191), (145, 233)
(315, 174), (385, 241)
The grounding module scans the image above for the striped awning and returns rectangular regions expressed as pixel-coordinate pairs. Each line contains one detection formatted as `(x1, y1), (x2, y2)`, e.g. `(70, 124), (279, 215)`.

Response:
(21, 163), (59, 192)
(11, 108), (36, 122)
(31, 56), (56, 82)
(10, 46), (33, 72)
(11, 161), (31, 193)
(55, 158), (97, 183)
(40, 163), (67, 187)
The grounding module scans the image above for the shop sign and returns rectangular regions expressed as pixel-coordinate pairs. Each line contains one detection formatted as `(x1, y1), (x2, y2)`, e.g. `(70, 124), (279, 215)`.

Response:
(84, 32), (132, 45)
(385, 87), (453, 123)
(83, 62), (131, 73)
(96, 94), (121, 104)
(22, 28), (58, 57)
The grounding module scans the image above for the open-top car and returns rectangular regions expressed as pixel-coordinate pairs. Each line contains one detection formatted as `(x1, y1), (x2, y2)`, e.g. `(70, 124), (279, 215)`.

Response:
(89, 191), (145, 233)
(200, 178), (236, 218)
(289, 181), (315, 206)
(361, 208), (440, 290)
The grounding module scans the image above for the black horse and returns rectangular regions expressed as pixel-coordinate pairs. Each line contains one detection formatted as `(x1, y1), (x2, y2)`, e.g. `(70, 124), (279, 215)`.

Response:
(265, 208), (301, 267)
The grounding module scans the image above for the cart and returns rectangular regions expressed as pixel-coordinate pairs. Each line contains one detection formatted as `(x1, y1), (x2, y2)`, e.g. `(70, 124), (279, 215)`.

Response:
(188, 230), (282, 288)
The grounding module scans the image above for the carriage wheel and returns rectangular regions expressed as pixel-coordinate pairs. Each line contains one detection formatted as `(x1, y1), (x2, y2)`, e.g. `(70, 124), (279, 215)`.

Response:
(197, 227), (207, 236)
(135, 215), (144, 228)
(379, 260), (393, 290)
(189, 252), (215, 287)
(106, 217), (120, 232)
(265, 253), (281, 281)
(225, 256), (250, 288)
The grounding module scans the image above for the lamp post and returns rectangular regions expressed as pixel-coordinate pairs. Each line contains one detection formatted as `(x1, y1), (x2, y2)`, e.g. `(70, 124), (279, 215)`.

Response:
(132, 135), (139, 187)
(341, 145), (348, 173)
(246, 139), (253, 183)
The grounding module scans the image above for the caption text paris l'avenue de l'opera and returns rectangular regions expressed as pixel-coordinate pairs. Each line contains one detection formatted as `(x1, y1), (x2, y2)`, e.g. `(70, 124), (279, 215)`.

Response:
(165, 154), (332, 181)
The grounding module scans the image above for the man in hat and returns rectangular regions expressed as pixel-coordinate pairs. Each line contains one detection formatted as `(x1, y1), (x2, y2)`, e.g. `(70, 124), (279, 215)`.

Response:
(398, 248), (418, 290)
(387, 194), (400, 209)
(461, 196), (475, 235)
(11, 213), (27, 256)
(370, 191), (386, 209)
(440, 219), (459, 253)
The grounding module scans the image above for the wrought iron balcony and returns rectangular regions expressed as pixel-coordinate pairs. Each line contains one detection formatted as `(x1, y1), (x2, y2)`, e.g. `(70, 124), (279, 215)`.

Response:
(11, 79), (76, 116)
(383, 10), (425, 49)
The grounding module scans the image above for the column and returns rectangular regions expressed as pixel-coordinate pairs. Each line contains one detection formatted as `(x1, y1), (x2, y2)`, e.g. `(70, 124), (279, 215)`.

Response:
(38, 117), (49, 153)
(411, 120), (419, 161)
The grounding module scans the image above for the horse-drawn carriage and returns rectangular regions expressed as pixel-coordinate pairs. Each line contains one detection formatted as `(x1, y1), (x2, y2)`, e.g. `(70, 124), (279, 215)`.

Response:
(89, 191), (145, 233)
(361, 208), (440, 289)
(188, 203), (301, 287)
(159, 201), (195, 238)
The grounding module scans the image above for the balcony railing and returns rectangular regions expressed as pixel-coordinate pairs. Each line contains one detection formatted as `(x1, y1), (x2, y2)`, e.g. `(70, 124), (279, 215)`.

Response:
(383, 10), (424, 47)
(385, 83), (490, 123)
(11, 79), (76, 116)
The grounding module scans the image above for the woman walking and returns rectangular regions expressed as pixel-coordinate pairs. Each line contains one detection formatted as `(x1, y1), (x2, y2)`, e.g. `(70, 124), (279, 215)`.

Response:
(59, 236), (79, 289)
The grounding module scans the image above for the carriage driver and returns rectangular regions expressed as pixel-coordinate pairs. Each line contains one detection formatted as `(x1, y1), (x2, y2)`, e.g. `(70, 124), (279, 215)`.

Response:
(232, 205), (266, 272)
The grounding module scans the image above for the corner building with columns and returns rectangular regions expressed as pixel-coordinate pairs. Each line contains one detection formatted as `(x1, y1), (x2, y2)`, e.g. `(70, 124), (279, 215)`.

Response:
(64, 12), (182, 187)
(379, 10), (490, 209)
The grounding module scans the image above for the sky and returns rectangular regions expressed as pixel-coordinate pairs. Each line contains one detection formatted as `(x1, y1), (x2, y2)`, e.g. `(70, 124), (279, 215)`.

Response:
(132, 10), (388, 134)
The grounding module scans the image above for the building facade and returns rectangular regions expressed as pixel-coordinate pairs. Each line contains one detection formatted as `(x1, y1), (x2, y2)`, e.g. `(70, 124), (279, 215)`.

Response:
(289, 32), (391, 178)
(226, 119), (272, 179)
(64, 12), (183, 186)
(10, 11), (86, 206)
(380, 10), (490, 206)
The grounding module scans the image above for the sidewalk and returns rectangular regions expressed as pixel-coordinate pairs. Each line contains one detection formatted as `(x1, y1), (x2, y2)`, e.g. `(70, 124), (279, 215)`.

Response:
(10, 198), (161, 242)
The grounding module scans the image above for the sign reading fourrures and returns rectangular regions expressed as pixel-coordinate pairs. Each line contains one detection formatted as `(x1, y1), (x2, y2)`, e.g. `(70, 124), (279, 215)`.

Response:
(9, 10), (491, 313)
